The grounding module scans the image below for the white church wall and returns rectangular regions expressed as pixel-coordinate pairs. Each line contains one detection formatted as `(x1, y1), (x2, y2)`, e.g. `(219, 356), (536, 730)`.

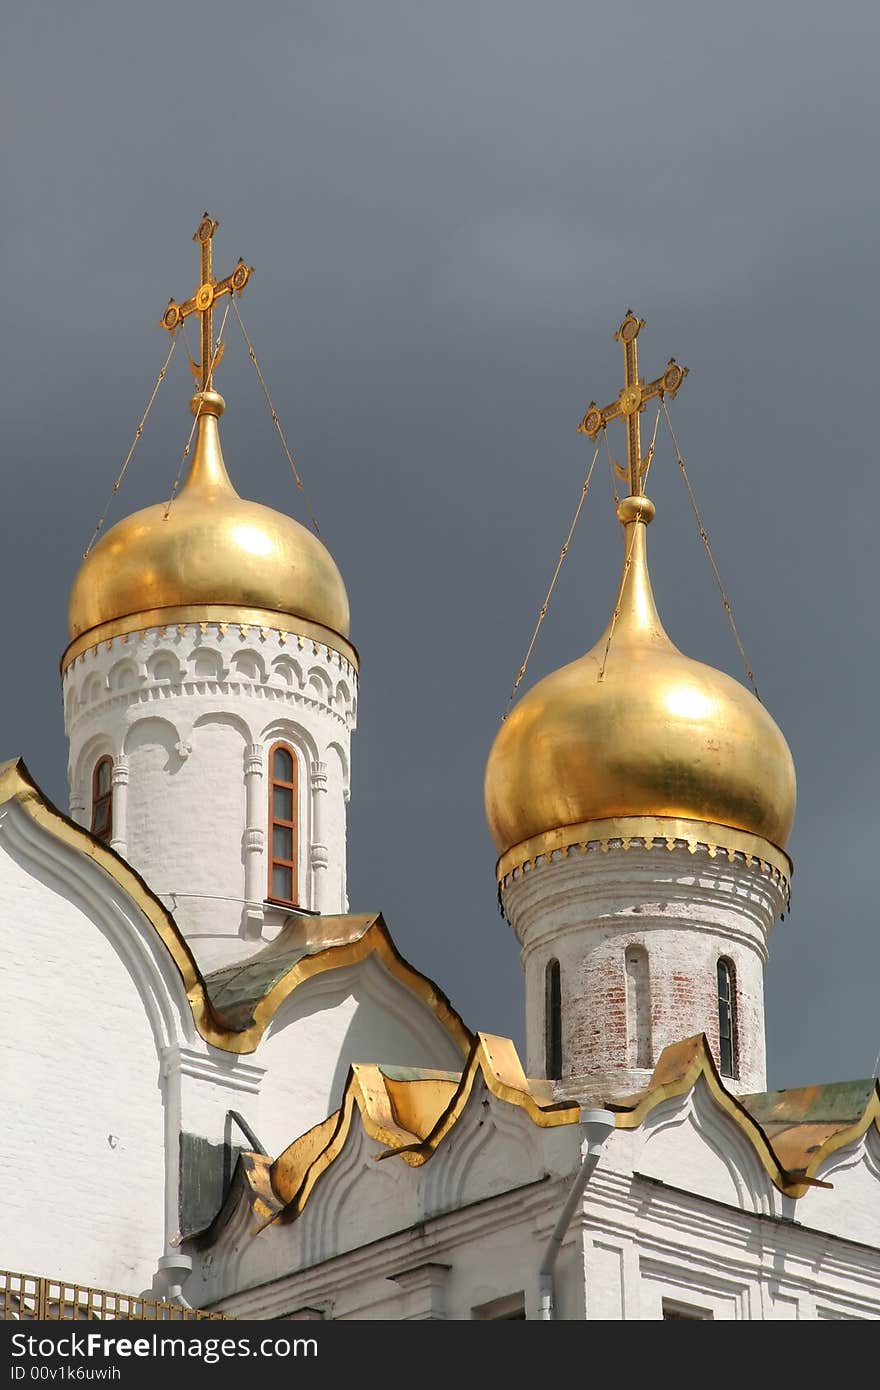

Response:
(595, 1163), (880, 1320)
(254, 956), (467, 1157)
(585, 1127), (880, 1320)
(795, 1127), (880, 1250)
(324, 741), (349, 912)
(169, 1050), (267, 1151)
(301, 1124), (408, 1273)
(64, 622), (357, 973)
(124, 715), (248, 960)
(418, 1079), (570, 1221)
(626, 1076), (775, 1215)
(0, 800), (194, 1297)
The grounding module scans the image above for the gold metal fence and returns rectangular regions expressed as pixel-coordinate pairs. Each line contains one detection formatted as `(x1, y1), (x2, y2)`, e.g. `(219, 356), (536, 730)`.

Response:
(0, 1270), (225, 1320)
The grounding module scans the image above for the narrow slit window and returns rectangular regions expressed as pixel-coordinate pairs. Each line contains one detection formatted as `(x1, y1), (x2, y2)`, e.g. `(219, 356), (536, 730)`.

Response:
(717, 958), (736, 1078)
(545, 958), (562, 1080)
(625, 945), (652, 1069)
(90, 756), (113, 844)
(268, 742), (298, 906)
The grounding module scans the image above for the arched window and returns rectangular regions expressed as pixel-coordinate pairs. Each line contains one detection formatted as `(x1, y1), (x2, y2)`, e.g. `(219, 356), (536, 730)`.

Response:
(545, 958), (562, 1080)
(268, 742), (299, 906)
(90, 756), (113, 843)
(717, 958), (736, 1078)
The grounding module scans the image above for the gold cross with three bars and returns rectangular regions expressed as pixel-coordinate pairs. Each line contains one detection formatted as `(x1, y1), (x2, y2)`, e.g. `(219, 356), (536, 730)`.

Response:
(160, 213), (254, 391)
(578, 311), (688, 497)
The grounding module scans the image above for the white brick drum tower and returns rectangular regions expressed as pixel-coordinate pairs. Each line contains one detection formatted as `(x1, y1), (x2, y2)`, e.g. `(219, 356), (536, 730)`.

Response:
(498, 832), (790, 1098)
(63, 388), (357, 973)
(485, 492), (796, 1098)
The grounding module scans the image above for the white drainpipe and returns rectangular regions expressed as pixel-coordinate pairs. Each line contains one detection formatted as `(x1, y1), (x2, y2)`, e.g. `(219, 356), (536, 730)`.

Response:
(538, 1108), (616, 1320)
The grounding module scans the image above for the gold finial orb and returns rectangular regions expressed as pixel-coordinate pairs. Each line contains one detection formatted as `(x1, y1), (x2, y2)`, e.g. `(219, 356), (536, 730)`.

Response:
(616, 494), (655, 524)
(484, 505), (796, 866)
(190, 388), (225, 418)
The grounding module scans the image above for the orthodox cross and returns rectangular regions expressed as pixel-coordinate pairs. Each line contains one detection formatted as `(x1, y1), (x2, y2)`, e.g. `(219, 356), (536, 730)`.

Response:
(578, 311), (688, 496)
(160, 213), (254, 391)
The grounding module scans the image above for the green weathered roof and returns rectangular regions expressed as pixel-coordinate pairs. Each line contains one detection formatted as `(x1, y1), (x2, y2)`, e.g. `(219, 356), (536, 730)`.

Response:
(201, 910), (473, 1060)
(742, 1079), (878, 1130)
(204, 912), (381, 1029)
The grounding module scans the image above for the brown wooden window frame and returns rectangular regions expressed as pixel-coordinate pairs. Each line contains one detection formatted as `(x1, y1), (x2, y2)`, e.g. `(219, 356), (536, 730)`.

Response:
(90, 755), (113, 844)
(267, 741), (299, 907)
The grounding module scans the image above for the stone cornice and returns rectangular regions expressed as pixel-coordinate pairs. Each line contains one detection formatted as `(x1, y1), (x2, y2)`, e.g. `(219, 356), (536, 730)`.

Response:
(61, 609), (359, 675)
(497, 815), (792, 903)
(161, 1045), (266, 1093)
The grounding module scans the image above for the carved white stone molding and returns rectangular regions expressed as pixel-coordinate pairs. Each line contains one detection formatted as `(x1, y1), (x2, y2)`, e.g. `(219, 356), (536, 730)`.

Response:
(243, 744), (264, 779)
(242, 744), (266, 939)
(111, 756), (130, 786)
(309, 761), (331, 913)
(109, 754), (130, 857)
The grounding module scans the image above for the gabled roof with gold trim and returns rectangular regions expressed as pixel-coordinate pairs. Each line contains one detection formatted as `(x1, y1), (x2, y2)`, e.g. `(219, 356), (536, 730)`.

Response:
(609, 1034), (880, 1199)
(215, 1032), (880, 1240)
(740, 1077), (880, 1182)
(232, 1032), (580, 1231)
(0, 758), (471, 1057)
(202, 912), (468, 1048)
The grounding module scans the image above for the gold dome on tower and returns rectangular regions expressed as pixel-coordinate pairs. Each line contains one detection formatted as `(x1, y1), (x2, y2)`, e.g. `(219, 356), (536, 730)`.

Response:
(67, 390), (350, 655)
(65, 213), (352, 669)
(484, 494), (796, 862)
(484, 313), (795, 874)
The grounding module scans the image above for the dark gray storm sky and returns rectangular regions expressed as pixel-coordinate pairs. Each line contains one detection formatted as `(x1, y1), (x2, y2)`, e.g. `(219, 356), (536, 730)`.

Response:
(2, 2), (877, 1089)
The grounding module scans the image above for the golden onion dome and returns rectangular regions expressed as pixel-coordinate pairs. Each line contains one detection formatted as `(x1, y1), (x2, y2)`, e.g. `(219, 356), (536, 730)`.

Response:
(67, 390), (350, 660)
(484, 494), (796, 865)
